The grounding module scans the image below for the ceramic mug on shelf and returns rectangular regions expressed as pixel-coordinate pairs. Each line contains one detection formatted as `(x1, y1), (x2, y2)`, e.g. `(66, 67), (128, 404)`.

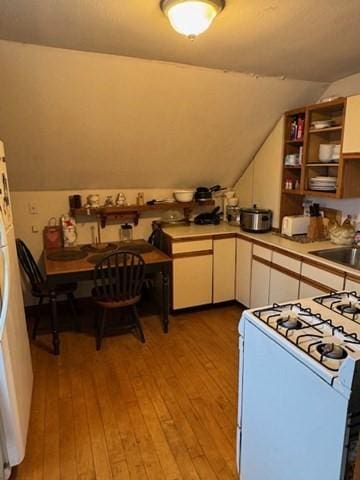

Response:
(87, 194), (100, 207)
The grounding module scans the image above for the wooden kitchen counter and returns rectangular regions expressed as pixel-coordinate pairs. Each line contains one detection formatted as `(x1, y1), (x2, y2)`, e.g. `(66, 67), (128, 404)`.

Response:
(163, 223), (360, 280)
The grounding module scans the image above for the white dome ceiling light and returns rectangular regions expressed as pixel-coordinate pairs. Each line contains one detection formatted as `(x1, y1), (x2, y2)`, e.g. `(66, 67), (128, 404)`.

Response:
(161, 0), (225, 39)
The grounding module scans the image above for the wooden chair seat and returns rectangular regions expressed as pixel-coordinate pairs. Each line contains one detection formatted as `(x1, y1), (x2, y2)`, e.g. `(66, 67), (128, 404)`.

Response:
(91, 285), (141, 308)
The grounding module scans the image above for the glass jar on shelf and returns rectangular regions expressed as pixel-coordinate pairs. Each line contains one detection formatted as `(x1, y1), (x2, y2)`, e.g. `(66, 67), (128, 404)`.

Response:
(120, 223), (133, 242)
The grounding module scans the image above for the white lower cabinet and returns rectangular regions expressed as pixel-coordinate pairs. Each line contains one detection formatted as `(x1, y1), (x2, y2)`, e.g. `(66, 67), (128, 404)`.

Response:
(345, 276), (360, 295)
(236, 237), (253, 307)
(269, 251), (301, 304)
(172, 254), (213, 309)
(170, 233), (358, 310)
(299, 279), (330, 298)
(269, 267), (300, 304)
(301, 262), (344, 291)
(213, 237), (236, 303)
(250, 258), (271, 308)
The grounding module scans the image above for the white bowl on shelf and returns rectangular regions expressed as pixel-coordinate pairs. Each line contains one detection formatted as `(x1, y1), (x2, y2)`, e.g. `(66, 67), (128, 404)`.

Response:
(173, 190), (195, 203)
(311, 120), (334, 129)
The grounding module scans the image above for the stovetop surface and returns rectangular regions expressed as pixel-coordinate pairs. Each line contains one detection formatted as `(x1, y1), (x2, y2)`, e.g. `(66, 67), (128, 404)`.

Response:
(248, 292), (360, 378)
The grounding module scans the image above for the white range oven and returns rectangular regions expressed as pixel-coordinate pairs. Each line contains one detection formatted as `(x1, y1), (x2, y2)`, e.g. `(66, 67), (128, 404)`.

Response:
(237, 291), (360, 480)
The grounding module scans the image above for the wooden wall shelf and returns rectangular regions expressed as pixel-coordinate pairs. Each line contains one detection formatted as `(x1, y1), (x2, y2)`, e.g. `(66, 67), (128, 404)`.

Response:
(309, 126), (342, 133)
(71, 200), (215, 227)
(282, 189), (303, 195)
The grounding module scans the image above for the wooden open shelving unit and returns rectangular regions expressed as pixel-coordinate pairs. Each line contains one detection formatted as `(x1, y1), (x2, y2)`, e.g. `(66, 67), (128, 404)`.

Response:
(70, 200), (215, 227)
(280, 97), (360, 224)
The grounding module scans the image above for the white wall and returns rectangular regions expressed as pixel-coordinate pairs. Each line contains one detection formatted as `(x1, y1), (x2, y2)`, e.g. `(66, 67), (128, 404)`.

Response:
(0, 40), (326, 192)
(235, 162), (254, 209)
(233, 118), (284, 228)
(320, 72), (360, 99)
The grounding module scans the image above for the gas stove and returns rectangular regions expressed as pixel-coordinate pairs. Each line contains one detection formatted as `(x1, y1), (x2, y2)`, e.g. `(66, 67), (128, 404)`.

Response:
(237, 290), (360, 480)
(314, 291), (360, 324)
(253, 302), (360, 375)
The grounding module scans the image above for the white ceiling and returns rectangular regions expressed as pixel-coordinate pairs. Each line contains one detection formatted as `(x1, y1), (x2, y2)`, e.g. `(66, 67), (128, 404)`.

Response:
(0, 0), (360, 82)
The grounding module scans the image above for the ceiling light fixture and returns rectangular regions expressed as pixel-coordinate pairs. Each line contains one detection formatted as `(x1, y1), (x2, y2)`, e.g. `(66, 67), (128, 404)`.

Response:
(161, 0), (225, 39)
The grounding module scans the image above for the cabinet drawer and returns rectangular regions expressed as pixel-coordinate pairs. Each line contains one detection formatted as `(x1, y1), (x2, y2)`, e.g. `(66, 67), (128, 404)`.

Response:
(301, 261), (344, 291)
(172, 239), (213, 255)
(272, 251), (301, 274)
(345, 276), (360, 295)
(269, 268), (300, 304)
(253, 244), (272, 262)
(299, 279), (331, 297)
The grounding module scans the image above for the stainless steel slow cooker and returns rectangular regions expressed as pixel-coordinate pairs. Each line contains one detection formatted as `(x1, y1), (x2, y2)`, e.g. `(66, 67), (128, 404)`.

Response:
(226, 206), (241, 226)
(240, 207), (272, 233)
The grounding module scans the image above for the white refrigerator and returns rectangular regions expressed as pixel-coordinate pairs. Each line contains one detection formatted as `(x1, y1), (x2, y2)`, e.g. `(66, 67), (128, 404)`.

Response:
(0, 141), (33, 476)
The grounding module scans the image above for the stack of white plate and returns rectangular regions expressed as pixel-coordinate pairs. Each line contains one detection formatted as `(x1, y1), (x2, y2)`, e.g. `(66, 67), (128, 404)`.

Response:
(309, 176), (337, 191)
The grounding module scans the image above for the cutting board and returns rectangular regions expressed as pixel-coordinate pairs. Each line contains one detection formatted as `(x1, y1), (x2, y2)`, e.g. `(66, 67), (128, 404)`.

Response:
(322, 207), (342, 224)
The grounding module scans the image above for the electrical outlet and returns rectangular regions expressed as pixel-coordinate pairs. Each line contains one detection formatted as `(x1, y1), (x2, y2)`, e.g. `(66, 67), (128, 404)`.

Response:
(28, 202), (39, 215)
(31, 225), (39, 233)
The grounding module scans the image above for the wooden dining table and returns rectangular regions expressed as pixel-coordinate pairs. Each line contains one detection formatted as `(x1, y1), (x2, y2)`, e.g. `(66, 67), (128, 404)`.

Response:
(43, 239), (172, 332)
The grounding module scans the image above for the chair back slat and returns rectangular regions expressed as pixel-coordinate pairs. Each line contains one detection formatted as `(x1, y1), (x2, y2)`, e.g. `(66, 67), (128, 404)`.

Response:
(16, 239), (44, 290)
(93, 251), (145, 302)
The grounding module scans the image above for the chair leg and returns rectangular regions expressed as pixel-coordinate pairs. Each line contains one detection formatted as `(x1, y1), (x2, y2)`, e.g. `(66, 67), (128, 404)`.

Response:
(132, 305), (145, 343)
(33, 296), (44, 340)
(96, 309), (107, 351)
(50, 295), (60, 355)
(67, 292), (80, 332)
(94, 305), (100, 330)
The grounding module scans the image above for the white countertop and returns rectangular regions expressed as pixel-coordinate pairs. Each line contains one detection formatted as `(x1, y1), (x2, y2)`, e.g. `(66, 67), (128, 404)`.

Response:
(162, 223), (360, 279)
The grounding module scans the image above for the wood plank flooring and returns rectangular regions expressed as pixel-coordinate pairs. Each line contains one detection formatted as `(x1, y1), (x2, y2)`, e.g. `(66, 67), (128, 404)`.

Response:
(14, 303), (241, 480)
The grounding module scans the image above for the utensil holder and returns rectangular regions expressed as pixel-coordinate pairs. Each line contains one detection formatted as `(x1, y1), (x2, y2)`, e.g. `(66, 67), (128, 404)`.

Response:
(308, 217), (324, 242)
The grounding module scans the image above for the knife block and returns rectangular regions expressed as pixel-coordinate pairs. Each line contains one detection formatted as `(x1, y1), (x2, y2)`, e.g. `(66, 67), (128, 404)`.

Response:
(308, 217), (324, 242)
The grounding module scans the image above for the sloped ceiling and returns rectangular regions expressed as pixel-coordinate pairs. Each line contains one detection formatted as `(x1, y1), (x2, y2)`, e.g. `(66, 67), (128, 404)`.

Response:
(0, 1), (360, 82)
(0, 41), (327, 191)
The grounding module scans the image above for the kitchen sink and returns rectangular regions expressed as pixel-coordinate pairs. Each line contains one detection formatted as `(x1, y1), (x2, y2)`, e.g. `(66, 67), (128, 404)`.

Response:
(310, 246), (360, 271)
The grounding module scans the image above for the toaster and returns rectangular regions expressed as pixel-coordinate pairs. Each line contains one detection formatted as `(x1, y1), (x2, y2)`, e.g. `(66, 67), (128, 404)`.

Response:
(281, 215), (310, 236)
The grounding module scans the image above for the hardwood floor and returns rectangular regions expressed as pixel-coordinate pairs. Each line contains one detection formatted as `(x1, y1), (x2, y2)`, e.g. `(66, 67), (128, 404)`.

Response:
(15, 303), (241, 480)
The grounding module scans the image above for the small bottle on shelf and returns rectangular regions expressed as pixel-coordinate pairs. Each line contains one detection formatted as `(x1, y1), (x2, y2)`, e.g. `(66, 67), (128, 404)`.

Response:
(296, 116), (304, 139)
(290, 117), (298, 140)
(285, 178), (293, 190)
(294, 179), (300, 191)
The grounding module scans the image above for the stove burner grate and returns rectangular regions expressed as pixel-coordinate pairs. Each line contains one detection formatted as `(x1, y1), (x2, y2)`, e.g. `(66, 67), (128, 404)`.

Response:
(316, 343), (348, 360)
(253, 302), (360, 372)
(336, 303), (360, 315)
(277, 316), (302, 330)
(314, 291), (360, 324)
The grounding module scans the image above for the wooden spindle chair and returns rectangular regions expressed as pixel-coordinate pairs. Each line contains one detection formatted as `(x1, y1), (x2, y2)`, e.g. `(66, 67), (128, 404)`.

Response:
(16, 239), (78, 355)
(92, 251), (146, 350)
